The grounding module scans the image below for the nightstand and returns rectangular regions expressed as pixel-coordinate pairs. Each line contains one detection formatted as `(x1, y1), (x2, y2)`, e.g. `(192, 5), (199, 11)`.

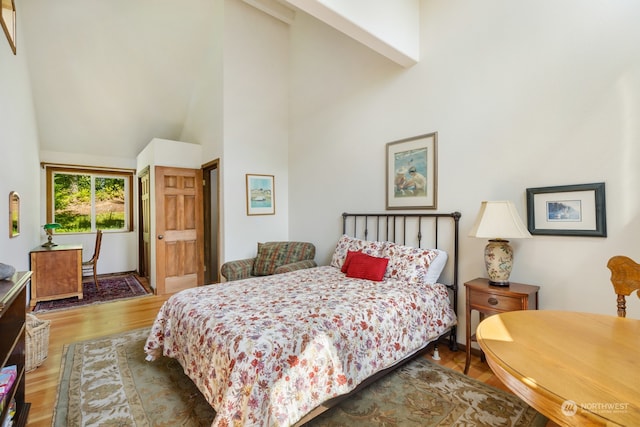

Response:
(464, 277), (540, 374)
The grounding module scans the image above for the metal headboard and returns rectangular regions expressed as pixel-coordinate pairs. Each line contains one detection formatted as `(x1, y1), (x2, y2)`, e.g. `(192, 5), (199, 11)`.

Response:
(342, 211), (461, 350)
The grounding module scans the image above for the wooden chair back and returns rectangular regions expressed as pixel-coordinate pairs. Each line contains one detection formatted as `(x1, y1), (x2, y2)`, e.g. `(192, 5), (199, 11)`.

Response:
(607, 255), (640, 317)
(83, 230), (103, 287)
(89, 229), (103, 263)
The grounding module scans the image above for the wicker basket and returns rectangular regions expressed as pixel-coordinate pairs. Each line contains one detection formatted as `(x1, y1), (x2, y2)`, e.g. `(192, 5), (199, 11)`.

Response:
(26, 313), (51, 372)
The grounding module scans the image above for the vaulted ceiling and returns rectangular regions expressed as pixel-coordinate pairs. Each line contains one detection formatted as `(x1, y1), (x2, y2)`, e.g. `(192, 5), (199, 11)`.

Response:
(20, 0), (418, 159)
(21, 0), (218, 159)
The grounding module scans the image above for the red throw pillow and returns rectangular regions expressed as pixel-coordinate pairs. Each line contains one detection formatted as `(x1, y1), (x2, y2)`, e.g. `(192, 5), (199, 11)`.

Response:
(346, 253), (389, 281)
(341, 250), (362, 273)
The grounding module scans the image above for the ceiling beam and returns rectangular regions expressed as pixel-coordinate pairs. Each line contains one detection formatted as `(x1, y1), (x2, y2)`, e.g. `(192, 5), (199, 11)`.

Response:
(283, 0), (419, 67)
(242, 0), (296, 24)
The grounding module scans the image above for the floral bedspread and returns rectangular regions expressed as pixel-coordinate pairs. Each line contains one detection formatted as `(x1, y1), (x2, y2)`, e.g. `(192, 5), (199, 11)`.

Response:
(144, 266), (457, 427)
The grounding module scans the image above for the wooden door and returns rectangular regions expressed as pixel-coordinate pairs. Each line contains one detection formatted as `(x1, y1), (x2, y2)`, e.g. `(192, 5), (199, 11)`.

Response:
(155, 166), (204, 294)
(139, 167), (151, 279)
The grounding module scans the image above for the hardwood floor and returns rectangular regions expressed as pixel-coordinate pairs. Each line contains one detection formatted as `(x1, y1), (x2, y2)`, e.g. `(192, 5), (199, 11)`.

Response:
(25, 289), (172, 427)
(25, 291), (529, 427)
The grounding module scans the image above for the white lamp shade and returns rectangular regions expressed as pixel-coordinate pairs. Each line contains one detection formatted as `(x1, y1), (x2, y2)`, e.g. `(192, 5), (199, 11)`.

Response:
(468, 201), (532, 239)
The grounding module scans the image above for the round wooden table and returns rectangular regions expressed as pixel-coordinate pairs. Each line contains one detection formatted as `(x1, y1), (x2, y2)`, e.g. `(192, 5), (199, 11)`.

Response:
(476, 310), (640, 426)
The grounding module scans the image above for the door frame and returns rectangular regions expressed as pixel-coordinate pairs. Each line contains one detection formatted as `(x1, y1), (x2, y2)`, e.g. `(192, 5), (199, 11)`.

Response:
(202, 159), (221, 284)
(137, 165), (150, 279)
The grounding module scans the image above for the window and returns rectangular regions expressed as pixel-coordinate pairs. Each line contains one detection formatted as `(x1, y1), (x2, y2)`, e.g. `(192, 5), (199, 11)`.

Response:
(45, 165), (134, 233)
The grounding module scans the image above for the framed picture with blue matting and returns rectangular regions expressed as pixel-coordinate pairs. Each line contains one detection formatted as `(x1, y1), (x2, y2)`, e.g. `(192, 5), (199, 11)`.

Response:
(246, 174), (275, 216)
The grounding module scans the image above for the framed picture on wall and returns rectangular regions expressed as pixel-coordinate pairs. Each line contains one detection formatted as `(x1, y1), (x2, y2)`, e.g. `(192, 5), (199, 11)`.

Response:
(246, 174), (275, 215)
(386, 132), (438, 209)
(1, 0), (16, 54)
(9, 191), (19, 237)
(526, 182), (606, 237)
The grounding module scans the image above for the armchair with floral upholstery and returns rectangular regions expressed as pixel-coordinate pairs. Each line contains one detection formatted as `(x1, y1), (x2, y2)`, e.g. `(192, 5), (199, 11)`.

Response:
(220, 241), (317, 281)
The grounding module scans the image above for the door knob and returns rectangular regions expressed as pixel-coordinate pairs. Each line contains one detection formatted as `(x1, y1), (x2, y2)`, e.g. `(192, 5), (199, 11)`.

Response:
(158, 235), (164, 240)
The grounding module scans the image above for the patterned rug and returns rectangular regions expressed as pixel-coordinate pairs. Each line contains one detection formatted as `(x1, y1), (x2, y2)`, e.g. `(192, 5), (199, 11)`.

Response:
(53, 328), (547, 427)
(33, 273), (150, 312)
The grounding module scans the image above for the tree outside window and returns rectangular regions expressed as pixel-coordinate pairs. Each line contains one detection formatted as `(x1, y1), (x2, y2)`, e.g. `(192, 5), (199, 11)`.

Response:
(46, 166), (133, 233)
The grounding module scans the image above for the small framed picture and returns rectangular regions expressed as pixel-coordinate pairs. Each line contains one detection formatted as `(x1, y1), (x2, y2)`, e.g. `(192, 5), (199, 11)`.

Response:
(386, 132), (438, 210)
(9, 191), (19, 237)
(526, 182), (606, 237)
(246, 174), (275, 215)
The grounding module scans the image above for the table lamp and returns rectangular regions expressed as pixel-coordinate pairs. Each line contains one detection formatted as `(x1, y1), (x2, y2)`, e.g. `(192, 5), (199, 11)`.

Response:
(468, 201), (532, 286)
(42, 223), (61, 247)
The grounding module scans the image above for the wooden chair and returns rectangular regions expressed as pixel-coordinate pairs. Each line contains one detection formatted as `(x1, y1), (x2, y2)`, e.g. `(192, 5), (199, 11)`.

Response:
(606, 255), (640, 317)
(82, 230), (103, 289)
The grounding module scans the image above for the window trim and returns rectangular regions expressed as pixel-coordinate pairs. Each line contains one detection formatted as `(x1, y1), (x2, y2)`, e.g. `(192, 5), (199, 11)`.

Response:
(45, 164), (135, 233)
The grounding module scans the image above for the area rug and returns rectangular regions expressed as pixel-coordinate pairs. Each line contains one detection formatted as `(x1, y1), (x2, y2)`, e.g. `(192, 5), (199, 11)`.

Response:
(53, 328), (547, 427)
(34, 273), (150, 312)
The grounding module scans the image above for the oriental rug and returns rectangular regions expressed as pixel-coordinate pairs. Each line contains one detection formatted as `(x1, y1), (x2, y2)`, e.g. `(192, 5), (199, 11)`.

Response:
(33, 273), (150, 313)
(52, 328), (547, 427)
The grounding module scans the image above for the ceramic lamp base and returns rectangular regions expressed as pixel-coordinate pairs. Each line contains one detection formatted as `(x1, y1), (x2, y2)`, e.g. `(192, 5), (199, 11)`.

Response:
(484, 239), (513, 286)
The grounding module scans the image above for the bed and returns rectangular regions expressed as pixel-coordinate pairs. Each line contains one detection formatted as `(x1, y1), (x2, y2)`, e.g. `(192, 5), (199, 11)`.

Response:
(144, 212), (461, 427)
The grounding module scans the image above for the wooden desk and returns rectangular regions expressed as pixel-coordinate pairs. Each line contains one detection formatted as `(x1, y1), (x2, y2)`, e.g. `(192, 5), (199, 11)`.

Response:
(29, 244), (82, 307)
(477, 310), (640, 426)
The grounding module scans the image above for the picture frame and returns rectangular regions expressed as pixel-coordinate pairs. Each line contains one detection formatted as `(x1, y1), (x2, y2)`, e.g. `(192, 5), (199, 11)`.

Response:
(386, 132), (438, 210)
(526, 182), (606, 237)
(246, 174), (275, 216)
(9, 191), (19, 238)
(1, 0), (16, 55)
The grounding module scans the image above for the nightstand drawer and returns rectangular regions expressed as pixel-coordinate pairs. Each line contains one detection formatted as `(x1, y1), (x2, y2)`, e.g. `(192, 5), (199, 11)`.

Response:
(468, 288), (523, 312)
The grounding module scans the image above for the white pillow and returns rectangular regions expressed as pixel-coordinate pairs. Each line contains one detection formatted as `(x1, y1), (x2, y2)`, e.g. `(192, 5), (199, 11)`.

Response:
(425, 249), (448, 284)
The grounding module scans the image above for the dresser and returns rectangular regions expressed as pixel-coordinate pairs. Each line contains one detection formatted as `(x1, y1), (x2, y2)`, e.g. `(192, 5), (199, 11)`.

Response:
(29, 244), (82, 308)
(0, 271), (32, 427)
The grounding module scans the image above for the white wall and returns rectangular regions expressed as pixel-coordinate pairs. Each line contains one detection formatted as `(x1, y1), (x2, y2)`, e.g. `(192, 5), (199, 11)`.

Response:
(181, 0), (291, 263)
(288, 0), (640, 341)
(180, 0), (225, 156)
(0, 12), (41, 273)
(222, 0), (290, 262)
(136, 138), (203, 172)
